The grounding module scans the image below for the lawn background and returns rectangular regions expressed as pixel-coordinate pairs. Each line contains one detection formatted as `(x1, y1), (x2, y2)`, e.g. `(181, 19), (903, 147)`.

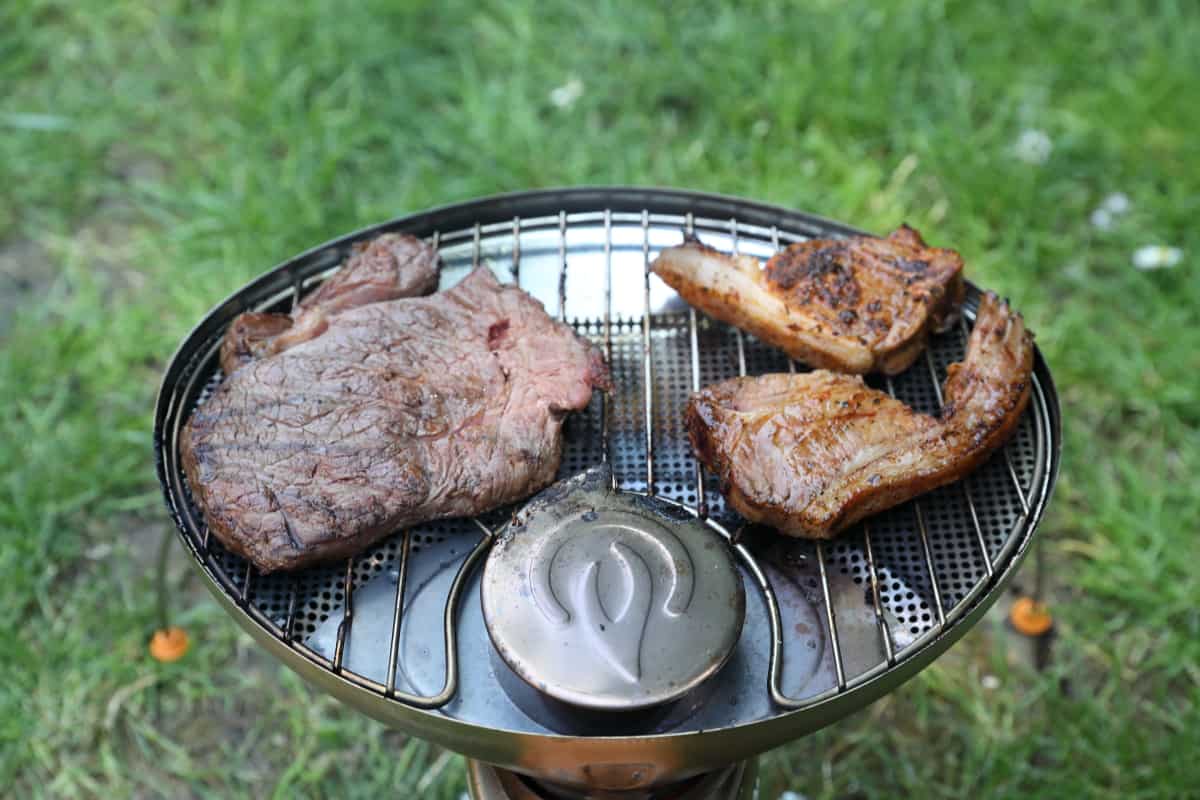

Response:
(2, 1), (1198, 797)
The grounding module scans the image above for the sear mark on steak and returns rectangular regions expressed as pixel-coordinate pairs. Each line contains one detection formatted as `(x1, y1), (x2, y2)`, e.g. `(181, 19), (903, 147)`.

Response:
(183, 242), (610, 572)
(686, 293), (1032, 539)
(651, 225), (965, 375)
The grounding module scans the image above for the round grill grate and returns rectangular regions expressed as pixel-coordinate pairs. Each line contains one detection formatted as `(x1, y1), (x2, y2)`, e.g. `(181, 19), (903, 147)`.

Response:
(155, 189), (1059, 784)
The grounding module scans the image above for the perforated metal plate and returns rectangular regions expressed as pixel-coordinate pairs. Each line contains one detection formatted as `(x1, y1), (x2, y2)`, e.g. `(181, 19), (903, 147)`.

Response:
(156, 188), (1059, 785)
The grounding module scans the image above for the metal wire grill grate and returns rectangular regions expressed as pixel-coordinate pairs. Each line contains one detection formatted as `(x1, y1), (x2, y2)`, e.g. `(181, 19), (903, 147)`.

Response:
(160, 199), (1054, 725)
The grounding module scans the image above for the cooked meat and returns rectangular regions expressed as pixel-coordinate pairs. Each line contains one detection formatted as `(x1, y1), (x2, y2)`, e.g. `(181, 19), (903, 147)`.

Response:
(183, 265), (610, 572)
(651, 226), (965, 375)
(219, 233), (439, 375)
(686, 293), (1032, 538)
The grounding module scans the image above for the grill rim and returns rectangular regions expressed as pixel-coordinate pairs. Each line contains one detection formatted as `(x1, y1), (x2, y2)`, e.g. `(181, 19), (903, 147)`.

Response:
(153, 186), (1061, 778)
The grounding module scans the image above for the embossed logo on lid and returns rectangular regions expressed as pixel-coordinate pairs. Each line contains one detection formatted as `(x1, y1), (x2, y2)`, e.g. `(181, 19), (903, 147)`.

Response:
(481, 465), (745, 711)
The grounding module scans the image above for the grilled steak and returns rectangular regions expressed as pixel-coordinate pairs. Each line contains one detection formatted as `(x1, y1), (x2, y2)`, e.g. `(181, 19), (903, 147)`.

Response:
(651, 226), (965, 375)
(183, 263), (610, 572)
(686, 293), (1032, 538)
(220, 233), (439, 375)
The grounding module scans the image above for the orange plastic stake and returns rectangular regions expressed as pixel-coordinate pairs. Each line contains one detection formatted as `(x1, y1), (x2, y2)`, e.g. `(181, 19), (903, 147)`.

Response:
(1008, 597), (1053, 637)
(149, 627), (190, 662)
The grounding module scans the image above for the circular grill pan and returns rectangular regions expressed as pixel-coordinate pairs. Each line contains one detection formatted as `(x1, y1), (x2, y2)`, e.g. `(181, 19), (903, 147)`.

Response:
(155, 188), (1060, 788)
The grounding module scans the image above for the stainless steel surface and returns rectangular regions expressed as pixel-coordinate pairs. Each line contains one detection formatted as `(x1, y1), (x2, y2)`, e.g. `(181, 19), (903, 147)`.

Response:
(154, 187), (1061, 790)
(883, 375), (947, 629)
(861, 522), (895, 665)
(467, 759), (759, 799)
(482, 465), (745, 712)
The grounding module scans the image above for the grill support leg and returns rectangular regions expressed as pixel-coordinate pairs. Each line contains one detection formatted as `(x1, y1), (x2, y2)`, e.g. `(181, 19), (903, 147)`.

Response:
(467, 759), (759, 799)
(149, 525), (191, 718)
(1007, 534), (1054, 669)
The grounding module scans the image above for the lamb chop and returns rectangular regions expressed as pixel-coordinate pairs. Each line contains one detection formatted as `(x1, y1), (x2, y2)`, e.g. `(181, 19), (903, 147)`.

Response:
(183, 240), (609, 572)
(651, 225), (965, 375)
(686, 293), (1032, 538)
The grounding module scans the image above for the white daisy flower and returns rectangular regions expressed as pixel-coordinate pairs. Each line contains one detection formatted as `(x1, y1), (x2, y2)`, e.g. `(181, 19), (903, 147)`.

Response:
(1102, 192), (1130, 214)
(1091, 192), (1132, 230)
(981, 674), (1001, 690)
(1132, 245), (1182, 271)
(549, 77), (584, 110)
(1014, 129), (1052, 165)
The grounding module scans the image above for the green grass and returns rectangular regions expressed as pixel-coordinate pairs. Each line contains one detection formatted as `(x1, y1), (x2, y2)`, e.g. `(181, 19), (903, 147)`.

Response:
(2, 0), (1198, 796)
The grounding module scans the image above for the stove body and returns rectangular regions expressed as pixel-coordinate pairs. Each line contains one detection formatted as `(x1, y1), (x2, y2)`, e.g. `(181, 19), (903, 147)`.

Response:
(155, 189), (1060, 795)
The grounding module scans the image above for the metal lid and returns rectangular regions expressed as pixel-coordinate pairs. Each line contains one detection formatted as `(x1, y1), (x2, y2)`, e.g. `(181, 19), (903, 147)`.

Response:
(481, 466), (746, 712)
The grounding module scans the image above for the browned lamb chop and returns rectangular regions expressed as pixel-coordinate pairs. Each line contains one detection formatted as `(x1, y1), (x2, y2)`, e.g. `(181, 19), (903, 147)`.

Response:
(686, 293), (1032, 538)
(651, 225), (965, 375)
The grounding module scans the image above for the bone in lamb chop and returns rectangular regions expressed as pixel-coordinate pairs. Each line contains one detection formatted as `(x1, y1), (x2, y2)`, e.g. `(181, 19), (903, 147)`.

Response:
(686, 293), (1032, 539)
(651, 225), (965, 375)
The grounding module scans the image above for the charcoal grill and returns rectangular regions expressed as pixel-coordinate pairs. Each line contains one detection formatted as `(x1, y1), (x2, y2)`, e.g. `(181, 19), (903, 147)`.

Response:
(154, 187), (1060, 798)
